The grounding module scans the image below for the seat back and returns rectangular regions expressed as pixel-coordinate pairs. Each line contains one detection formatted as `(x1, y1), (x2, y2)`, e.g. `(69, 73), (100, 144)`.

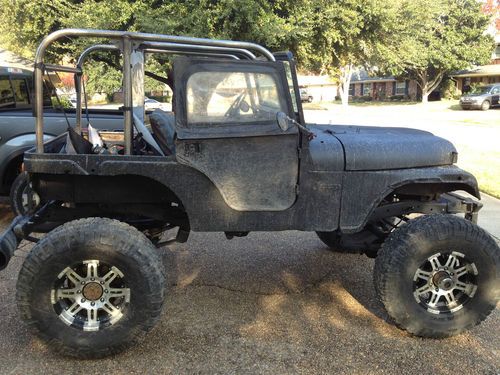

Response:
(149, 109), (176, 155)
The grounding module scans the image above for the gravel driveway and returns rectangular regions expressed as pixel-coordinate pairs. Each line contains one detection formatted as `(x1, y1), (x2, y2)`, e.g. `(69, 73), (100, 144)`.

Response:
(0, 197), (498, 374)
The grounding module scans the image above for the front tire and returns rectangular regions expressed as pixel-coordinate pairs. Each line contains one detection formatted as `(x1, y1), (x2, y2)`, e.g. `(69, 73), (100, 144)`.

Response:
(16, 218), (166, 358)
(481, 100), (490, 111)
(374, 215), (499, 338)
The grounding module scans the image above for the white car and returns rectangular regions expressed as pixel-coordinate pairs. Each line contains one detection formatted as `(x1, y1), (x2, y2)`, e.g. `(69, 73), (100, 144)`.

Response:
(144, 97), (163, 111)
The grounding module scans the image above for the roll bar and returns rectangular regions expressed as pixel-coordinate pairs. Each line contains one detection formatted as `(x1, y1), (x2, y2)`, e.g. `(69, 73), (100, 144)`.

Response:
(34, 28), (275, 154)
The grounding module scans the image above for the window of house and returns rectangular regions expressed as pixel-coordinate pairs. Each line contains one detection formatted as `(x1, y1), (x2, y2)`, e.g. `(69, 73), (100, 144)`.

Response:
(493, 45), (500, 59)
(187, 71), (286, 125)
(0, 77), (15, 109)
(363, 82), (372, 96)
(348, 84), (354, 96)
(395, 81), (406, 95)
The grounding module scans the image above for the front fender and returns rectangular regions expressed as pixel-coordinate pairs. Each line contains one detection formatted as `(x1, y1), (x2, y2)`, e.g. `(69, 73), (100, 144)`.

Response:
(339, 165), (479, 233)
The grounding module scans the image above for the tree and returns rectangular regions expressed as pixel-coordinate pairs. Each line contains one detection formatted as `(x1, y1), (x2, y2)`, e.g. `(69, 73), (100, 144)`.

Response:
(376, 0), (494, 103)
(269, 0), (399, 106)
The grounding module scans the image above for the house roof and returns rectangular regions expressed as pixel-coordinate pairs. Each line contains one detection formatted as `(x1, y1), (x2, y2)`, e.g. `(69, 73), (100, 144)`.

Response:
(350, 68), (396, 83)
(297, 74), (335, 87)
(451, 64), (500, 78)
(0, 49), (33, 71)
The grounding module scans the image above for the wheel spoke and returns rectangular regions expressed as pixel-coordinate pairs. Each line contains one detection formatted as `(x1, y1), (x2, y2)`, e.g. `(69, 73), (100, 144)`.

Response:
(444, 291), (457, 306)
(55, 287), (79, 300)
(414, 269), (431, 282)
(415, 284), (432, 296)
(444, 253), (460, 269)
(102, 302), (121, 317)
(454, 280), (476, 296)
(87, 308), (98, 325)
(59, 267), (84, 285)
(429, 255), (442, 271)
(85, 260), (99, 279)
(454, 266), (468, 278)
(67, 301), (83, 315)
(108, 288), (131, 302)
(428, 292), (441, 307)
(102, 267), (122, 284)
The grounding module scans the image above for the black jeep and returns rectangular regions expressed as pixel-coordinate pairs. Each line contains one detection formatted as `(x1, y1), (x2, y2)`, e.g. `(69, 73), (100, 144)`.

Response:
(0, 29), (498, 358)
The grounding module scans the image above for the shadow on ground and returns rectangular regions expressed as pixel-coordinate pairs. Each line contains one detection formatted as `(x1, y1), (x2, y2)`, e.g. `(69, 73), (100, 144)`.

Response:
(0, 199), (498, 374)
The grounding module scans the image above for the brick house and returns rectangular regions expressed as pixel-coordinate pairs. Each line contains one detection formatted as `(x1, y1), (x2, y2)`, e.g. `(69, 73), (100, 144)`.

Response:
(349, 69), (420, 101)
(450, 34), (500, 93)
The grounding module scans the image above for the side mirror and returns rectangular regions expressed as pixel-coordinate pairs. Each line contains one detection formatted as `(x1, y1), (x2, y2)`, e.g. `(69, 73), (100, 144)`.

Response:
(276, 111), (290, 132)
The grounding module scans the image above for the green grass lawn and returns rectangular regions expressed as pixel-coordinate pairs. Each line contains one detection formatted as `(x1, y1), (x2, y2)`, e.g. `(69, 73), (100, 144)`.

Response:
(456, 145), (500, 198)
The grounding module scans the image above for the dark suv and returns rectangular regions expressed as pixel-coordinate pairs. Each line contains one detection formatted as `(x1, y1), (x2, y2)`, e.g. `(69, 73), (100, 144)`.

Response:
(460, 84), (500, 110)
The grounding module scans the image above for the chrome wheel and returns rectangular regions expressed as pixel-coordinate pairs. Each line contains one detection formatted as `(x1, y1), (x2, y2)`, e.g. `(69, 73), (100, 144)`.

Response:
(51, 260), (130, 331)
(413, 251), (478, 314)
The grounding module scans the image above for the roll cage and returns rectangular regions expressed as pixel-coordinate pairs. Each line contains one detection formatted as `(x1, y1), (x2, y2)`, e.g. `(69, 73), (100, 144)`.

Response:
(33, 29), (302, 155)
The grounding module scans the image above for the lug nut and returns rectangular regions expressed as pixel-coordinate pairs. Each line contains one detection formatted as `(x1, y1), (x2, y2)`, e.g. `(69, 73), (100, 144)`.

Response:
(91, 302), (95, 306)
(81, 298), (86, 303)
(100, 298), (105, 302)
(77, 290), (81, 294)
(104, 290), (108, 294)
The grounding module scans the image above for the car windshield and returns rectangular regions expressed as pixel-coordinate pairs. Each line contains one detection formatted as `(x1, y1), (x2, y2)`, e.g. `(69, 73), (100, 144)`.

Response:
(470, 86), (492, 94)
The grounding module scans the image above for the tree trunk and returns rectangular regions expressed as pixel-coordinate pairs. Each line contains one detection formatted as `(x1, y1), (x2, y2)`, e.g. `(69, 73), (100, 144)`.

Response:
(339, 64), (354, 107)
(418, 70), (444, 104)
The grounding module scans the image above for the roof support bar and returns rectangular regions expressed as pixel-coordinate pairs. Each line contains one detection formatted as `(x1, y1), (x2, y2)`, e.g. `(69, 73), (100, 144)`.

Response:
(35, 28), (274, 153)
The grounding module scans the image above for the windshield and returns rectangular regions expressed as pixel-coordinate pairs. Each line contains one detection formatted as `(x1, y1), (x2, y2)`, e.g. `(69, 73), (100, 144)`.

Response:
(470, 86), (492, 95)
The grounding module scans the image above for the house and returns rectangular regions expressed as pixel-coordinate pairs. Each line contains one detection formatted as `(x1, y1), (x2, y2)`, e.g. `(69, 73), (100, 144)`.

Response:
(450, 34), (500, 93)
(297, 75), (337, 102)
(348, 69), (420, 101)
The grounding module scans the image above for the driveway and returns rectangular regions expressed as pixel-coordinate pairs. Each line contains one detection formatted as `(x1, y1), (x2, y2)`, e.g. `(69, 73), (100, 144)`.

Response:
(0, 197), (498, 374)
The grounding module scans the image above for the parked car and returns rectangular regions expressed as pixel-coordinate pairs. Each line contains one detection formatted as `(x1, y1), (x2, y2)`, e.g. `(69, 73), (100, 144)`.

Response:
(300, 88), (313, 102)
(0, 29), (498, 359)
(460, 84), (500, 110)
(144, 97), (163, 111)
(0, 66), (123, 213)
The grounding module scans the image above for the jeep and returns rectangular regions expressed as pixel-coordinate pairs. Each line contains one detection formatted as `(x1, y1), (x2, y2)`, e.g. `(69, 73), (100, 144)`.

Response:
(0, 29), (498, 358)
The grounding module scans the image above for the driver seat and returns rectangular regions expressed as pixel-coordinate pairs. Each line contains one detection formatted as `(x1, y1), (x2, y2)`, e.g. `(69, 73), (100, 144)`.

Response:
(149, 109), (176, 155)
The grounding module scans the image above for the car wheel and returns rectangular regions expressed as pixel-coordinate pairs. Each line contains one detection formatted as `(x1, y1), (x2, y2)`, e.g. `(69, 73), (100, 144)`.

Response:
(16, 217), (166, 358)
(374, 215), (499, 338)
(9, 172), (41, 216)
(481, 100), (490, 111)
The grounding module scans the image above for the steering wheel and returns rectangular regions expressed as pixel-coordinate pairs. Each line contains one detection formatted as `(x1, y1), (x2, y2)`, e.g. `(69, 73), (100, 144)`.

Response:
(224, 91), (246, 117)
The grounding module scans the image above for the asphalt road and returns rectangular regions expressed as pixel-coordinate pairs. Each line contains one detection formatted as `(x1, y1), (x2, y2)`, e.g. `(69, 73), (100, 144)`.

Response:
(0, 197), (498, 374)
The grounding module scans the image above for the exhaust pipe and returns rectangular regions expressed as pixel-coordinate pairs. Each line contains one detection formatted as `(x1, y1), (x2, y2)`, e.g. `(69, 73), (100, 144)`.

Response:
(0, 218), (22, 271)
(0, 229), (18, 271)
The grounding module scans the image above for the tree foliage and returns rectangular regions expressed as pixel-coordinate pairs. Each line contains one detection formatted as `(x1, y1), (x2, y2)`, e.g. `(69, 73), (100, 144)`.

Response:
(376, 0), (494, 102)
(0, 0), (495, 102)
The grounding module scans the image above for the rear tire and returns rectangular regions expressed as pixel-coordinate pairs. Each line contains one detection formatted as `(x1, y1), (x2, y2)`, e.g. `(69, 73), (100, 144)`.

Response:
(16, 217), (166, 358)
(374, 215), (499, 338)
(9, 172), (41, 216)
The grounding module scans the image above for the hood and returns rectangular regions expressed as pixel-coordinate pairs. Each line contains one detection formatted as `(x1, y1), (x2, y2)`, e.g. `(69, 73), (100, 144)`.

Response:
(461, 93), (488, 98)
(308, 124), (457, 171)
